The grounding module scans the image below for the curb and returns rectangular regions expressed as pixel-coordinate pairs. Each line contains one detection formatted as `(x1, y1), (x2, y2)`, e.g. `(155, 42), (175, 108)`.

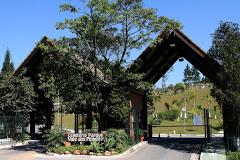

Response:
(190, 153), (199, 160)
(45, 141), (148, 158)
(0, 142), (25, 150)
(0, 140), (40, 150)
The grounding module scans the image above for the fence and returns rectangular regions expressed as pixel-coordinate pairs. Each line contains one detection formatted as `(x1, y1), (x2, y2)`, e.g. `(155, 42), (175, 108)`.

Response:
(148, 109), (211, 143)
(0, 115), (26, 144)
(150, 125), (205, 136)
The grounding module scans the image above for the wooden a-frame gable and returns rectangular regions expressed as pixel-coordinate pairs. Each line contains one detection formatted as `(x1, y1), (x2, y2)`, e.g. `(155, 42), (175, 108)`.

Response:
(129, 30), (221, 86)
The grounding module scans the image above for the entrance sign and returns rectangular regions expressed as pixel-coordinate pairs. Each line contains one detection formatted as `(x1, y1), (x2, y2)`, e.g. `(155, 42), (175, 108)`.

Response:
(193, 115), (203, 125)
(67, 133), (104, 142)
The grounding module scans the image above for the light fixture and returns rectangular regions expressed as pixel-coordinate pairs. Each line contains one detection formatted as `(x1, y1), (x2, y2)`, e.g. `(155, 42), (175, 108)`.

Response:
(179, 57), (184, 62)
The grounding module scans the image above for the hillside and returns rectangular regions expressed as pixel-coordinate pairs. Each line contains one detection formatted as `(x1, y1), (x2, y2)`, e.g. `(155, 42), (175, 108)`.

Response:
(151, 83), (223, 134)
(153, 83), (220, 115)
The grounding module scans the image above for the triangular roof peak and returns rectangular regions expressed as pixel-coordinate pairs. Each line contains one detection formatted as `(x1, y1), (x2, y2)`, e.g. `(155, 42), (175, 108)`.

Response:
(13, 36), (53, 76)
(129, 29), (221, 85)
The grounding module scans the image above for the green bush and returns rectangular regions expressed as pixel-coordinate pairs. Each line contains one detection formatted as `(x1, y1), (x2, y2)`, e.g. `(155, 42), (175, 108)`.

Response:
(50, 145), (90, 154)
(42, 129), (66, 147)
(66, 145), (78, 153)
(89, 141), (102, 153)
(148, 115), (161, 125)
(227, 152), (240, 160)
(15, 132), (31, 142)
(106, 129), (130, 152)
(50, 146), (67, 154)
(138, 129), (146, 136)
(104, 137), (116, 151)
(158, 110), (178, 121)
(78, 145), (89, 151)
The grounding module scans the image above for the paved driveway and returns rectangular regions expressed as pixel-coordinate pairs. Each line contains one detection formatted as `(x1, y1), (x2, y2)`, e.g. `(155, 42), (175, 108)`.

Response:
(0, 140), (202, 160)
(35, 143), (198, 160)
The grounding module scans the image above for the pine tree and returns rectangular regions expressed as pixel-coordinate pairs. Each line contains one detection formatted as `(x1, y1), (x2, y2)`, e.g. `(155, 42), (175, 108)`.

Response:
(191, 66), (201, 84)
(1, 49), (14, 79)
(183, 64), (192, 85)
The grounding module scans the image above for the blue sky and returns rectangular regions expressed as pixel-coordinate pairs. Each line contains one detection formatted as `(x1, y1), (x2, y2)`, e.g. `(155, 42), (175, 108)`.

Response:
(0, 0), (240, 87)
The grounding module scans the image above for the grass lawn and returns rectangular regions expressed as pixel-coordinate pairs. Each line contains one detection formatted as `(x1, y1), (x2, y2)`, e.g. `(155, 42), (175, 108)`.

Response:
(152, 118), (222, 134)
(54, 113), (75, 130)
(54, 113), (222, 134)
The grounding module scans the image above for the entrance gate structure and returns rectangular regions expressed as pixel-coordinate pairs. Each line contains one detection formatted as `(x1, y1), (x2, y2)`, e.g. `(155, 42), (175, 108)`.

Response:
(128, 30), (221, 143)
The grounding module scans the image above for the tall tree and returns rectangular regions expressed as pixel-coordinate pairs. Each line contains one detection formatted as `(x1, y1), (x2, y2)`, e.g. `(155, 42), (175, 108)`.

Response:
(191, 66), (201, 84)
(208, 21), (240, 151)
(39, 0), (181, 129)
(57, 0), (181, 69)
(1, 49), (14, 79)
(183, 64), (192, 85)
(0, 69), (36, 132)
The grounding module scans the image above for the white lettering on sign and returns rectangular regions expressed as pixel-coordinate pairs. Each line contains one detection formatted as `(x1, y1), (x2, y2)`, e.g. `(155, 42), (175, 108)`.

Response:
(67, 133), (104, 142)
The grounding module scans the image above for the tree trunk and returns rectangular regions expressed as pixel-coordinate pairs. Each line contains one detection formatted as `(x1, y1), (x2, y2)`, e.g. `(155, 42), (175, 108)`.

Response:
(30, 112), (35, 139)
(45, 100), (53, 130)
(86, 110), (92, 129)
(224, 104), (240, 151)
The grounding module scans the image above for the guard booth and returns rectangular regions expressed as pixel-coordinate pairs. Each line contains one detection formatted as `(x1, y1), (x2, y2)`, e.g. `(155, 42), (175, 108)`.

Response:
(128, 29), (222, 143)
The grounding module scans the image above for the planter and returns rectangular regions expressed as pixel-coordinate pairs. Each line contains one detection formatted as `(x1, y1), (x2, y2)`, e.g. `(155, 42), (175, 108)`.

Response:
(96, 153), (103, 156)
(104, 150), (111, 156)
(110, 150), (118, 155)
(64, 141), (71, 147)
(73, 149), (80, 155)
(81, 149), (88, 155)
(138, 136), (144, 142)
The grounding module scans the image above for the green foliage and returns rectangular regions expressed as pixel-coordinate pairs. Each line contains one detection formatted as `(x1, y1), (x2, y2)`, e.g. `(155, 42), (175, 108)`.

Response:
(38, 0), (181, 130)
(103, 137), (116, 151)
(0, 49), (14, 79)
(227, 152), (240, 160)
(148, 114), (161, 125)
(191, 66), (201, 84)
(158, 110), (179, 121)
(15, 132), (31, 142)
(183, 64), (192, 84)
(208, 21), (240, 151)
(0, 70), (36, 115)
(183, 65), (200, 85)
(138, 129), (146, 137)
(38, 44), (102, 115)
(174, 83), (186, 94)
(50, 146), (67, 154)
(89, 141), (102, 153)
(42, 129), (65, 147)
(106, 129), (130, 152)
(57, 0), (181, 65)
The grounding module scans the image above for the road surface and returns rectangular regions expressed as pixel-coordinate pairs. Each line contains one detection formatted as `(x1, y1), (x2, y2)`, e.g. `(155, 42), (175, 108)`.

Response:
(0, 141), (201, 160)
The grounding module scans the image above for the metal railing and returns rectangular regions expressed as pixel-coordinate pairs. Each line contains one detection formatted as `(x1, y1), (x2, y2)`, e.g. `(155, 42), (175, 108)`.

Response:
(0, 115), (26, 144)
